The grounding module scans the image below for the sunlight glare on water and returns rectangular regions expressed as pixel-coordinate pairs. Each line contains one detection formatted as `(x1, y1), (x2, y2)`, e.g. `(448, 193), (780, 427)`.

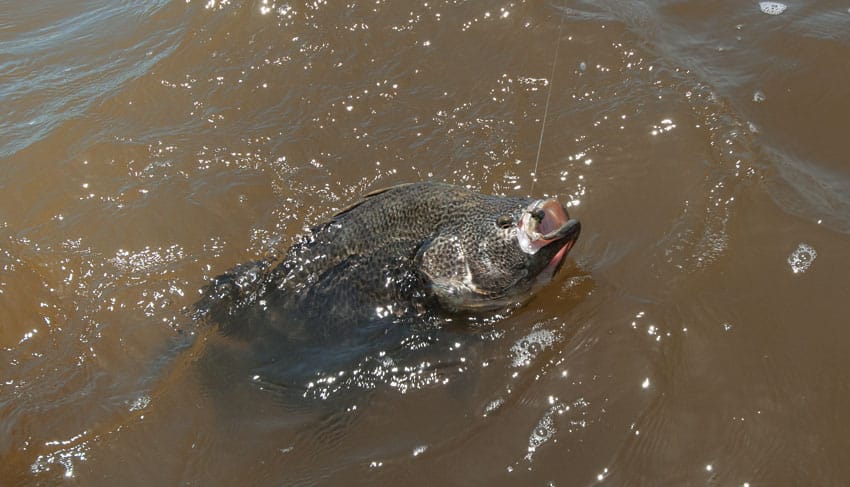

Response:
(3, 0), (850, 485)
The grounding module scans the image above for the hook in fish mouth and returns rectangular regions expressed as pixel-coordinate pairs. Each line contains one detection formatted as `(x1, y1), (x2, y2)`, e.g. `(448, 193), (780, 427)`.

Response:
(517, 198), (581, 255)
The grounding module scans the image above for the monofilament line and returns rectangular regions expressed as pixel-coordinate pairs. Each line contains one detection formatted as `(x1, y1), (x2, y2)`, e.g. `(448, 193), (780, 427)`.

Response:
(531, 7), (566, 193)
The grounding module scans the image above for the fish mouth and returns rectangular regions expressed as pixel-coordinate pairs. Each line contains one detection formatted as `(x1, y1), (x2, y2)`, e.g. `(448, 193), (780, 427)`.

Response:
(517, 198), (581, 266)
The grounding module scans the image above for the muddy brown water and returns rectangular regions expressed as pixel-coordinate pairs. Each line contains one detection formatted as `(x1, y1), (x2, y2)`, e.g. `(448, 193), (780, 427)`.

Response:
(3, 1), (850, 485)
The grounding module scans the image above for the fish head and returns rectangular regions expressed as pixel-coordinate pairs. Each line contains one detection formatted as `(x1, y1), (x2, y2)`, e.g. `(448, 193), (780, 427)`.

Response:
(416, 195), (580, 312)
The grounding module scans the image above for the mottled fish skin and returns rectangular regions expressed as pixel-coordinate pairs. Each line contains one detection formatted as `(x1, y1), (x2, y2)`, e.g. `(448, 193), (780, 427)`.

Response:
(197, 182), (580, 328)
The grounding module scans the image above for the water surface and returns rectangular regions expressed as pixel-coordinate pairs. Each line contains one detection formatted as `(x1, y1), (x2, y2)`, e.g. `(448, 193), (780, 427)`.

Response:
(2, 0), (850, 485)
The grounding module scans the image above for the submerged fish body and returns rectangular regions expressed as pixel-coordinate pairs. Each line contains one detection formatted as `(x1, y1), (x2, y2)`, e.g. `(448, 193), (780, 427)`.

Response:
(199, 182), (580, 330)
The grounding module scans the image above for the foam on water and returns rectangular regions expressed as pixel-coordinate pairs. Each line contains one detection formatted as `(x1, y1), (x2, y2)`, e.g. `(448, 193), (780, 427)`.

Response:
(524, 409), (557, 462)
(759, 2), (788, 15)
(788, 243), (817, 274)
(509, 326), (559, 368)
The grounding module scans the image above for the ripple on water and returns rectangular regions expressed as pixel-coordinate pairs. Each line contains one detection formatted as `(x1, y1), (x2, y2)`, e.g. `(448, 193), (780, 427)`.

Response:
(763, 145), (850, 235)
(0, 2), (184, 158)
(657, 80), (758, 273)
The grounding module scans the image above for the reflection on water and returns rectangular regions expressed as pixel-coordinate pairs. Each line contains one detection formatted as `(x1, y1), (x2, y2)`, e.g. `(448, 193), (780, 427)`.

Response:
(2, 0), (850, 485)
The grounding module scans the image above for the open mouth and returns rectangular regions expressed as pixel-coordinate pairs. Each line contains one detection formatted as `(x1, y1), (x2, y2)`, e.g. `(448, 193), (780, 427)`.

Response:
(517, 198), (581, 257)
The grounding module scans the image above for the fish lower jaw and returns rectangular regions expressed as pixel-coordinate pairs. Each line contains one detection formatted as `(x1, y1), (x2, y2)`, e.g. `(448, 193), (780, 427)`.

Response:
(543, 241), (572, 275)
(524, 242), (573, 298)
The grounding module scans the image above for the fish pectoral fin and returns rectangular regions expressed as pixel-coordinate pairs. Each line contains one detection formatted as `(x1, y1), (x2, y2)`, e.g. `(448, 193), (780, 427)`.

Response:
(415, 234), (473, 293)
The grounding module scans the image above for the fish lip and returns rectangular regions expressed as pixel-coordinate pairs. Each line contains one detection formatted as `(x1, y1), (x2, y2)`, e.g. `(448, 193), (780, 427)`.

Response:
(518, 199), (580, 255)
(542, 218), (581, 243)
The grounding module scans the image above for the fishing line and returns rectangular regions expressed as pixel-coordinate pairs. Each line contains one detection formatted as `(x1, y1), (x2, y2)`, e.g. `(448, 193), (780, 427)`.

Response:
(531, 6), (566, 193)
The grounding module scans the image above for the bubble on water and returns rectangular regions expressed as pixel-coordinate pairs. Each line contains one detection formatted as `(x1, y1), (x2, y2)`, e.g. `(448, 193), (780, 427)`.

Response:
(788, 243), (817, 274)
(484, 397), (505, 416)
(510, 327), (559, 368)
(525, 409), (556, 461)
(759, 2), (787, 15)
(752, 90), (766, 103)
(129, 395), (151, 411)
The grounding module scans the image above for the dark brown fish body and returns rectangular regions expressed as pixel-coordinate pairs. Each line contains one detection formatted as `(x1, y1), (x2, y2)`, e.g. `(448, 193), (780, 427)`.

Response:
(198, 182), (580, 328)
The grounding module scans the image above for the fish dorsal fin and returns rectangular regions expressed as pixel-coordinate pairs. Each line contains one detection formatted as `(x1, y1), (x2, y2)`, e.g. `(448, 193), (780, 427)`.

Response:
(332, 183), (415, 219)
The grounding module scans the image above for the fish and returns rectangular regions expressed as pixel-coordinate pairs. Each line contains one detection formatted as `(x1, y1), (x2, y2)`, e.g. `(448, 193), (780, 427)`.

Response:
(196, 182), (581, 330)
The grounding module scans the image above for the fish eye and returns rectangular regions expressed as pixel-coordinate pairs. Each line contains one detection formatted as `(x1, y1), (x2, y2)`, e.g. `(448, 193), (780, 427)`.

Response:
(496, 215), (514, 228)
